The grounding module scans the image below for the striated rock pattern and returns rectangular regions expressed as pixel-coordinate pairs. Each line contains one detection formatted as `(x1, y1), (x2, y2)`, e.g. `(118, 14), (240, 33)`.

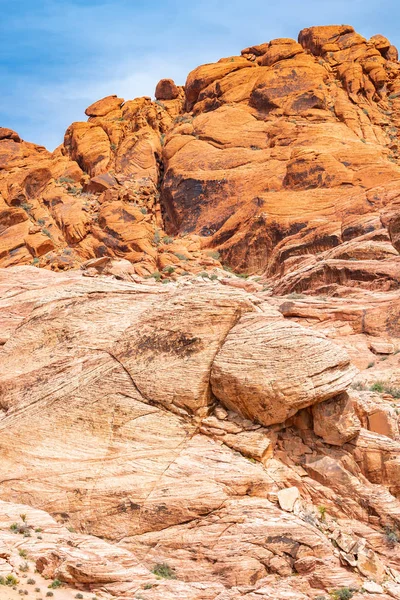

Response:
(1, 21), (400, 600)
(0, 266), (400, 599)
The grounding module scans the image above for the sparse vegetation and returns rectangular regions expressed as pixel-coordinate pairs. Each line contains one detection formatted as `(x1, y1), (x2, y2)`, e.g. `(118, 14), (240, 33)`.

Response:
(162, 266), (175, 274)
(57, 176), (75, 184)
(318, 505), (327, 520)
(174, 252), (188, 261)
(369, 381), (400, 397)
(384, 526), (399, 545)
(153, 229), (161, 245)
(371, 382), (384, 393)
(0, 574), (19, 586)
(332, 588), (355, 600)
(110, 143), (117, 151)
(76, 594), (84, 599)
(48, 579), (62, 589)
(174, 115), (193, 124)
(162, 236), (173, 244)
(19, 549), (28, 558)
(46, 593), (54, 597)
(140, 207), (147, 215)
(151, 562), (176, 579)
(367, 362), (375, 369)
(19, 562), (29, 572)
(207, 250), (220, 260)
(27, 579), (35, 585)
(10, 522), (30, 535)
(149, 271), (161, 282)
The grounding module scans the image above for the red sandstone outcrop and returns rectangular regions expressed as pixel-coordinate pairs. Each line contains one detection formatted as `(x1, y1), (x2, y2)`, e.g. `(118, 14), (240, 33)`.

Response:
(1, 24), (400, 297)
(1, 21), (400, 600)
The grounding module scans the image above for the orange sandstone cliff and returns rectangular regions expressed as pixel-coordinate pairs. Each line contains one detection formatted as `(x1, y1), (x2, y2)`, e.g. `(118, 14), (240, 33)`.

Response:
(0, 25), (400, 600)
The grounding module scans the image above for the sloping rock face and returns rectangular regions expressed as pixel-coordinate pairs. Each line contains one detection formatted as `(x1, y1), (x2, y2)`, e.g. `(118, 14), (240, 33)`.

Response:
(1, 267), (400, 599)
(2, 21), (400, 600)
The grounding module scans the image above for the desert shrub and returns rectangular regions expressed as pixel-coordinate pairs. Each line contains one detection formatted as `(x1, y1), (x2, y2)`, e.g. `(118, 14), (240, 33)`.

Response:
(384, 526), (399, 545)
(0, 574), (19, 586)
(57, 176), (75, 184)
(151, 563), (176, 579)
(48, 579), (62, 588)
(332, 588), (355, 600)
(162, 266), (175, 274)
(27, 578), (35, 585)
(153, 229), (161, 245)
(207, 250), (220, 260)
(149, 271), (161, 282)
(19, 562), (29, 572)
(162, 236), (173, 244)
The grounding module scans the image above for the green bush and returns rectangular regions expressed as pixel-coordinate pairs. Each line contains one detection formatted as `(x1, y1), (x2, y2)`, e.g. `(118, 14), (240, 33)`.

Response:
(48, 579), (62, 589)
(149, 271), (161, 282)
(151, 563), (176, 579)
(332, 588), (355, 600)
(0, 574), (19, 586)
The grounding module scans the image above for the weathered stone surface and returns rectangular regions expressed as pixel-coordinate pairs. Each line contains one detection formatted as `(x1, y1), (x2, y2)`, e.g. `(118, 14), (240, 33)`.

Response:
(211, 313), (355, 426)
(155, 78), (180, 100)
(277, 486), (300, 512)
(2, 21), (400, 600)
(312, 392), (361, 446)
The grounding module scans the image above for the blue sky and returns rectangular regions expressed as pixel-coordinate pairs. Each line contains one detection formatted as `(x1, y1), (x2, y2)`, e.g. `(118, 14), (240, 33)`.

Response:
(1, 0), (400, 149)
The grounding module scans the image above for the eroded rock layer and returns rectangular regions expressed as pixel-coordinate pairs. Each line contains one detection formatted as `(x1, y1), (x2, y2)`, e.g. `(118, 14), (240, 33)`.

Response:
(0, 24), (400, 296)
(1, 22), (400, 600)
(0, 266), (400, 599)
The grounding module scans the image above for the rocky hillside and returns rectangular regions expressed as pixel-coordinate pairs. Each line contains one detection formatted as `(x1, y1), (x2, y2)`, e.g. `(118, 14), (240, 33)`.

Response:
(1, 24), (400, 600)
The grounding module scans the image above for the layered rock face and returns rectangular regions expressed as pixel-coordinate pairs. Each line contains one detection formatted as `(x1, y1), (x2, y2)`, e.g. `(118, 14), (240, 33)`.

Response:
(1, 266), (400, 599)
(1, 24), (400, 293)
(1, 22), (400, 600)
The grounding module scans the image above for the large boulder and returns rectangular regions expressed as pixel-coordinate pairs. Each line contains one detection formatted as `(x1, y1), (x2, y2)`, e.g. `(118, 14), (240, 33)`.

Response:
(312, 392), (361, 446)
(211, 313), (356, 426)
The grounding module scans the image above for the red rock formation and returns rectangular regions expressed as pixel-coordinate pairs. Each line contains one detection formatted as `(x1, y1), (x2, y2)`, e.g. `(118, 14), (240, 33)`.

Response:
(1, 23), (400, 600)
